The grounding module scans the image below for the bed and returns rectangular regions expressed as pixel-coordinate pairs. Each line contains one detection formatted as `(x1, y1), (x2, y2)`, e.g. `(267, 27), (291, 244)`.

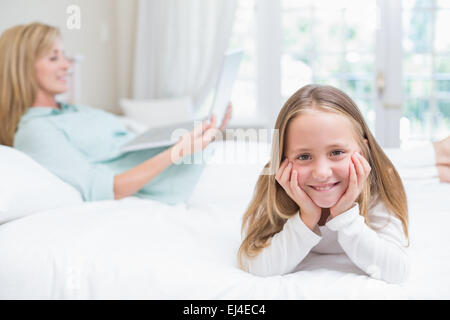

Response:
(0, 137), (449, 300)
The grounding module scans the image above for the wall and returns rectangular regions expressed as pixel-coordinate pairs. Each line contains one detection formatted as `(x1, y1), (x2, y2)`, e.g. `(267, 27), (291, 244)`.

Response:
(0, 0), (137, 114)
(115, 0), (137, 109)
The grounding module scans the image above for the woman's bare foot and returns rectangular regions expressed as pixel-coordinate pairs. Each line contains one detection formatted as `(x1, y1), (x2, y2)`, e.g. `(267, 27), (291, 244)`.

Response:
(433, 136), (450, 165)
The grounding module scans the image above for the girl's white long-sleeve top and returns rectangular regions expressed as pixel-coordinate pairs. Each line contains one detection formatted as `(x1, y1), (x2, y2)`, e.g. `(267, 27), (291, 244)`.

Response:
(241, 142), (440, 284)
(242, 202), (409, 284)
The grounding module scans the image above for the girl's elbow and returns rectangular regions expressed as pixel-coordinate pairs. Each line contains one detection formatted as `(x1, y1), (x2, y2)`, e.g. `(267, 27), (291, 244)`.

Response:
(368, 254), (410, 284)
(241, 257), (282, 277)
(391, 256), (410, 284)
(389, 250), (410, 284)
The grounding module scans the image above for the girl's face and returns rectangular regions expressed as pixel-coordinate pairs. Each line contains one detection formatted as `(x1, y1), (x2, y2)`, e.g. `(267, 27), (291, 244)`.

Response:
(34, 40), (71, 96)
(284, 109), (362, 208)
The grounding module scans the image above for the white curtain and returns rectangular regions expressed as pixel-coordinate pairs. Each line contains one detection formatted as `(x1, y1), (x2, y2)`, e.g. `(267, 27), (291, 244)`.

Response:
(132, 0), (237, 109)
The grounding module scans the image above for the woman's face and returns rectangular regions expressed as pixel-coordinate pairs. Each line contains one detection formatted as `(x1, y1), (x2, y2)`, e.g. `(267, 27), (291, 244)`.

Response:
(34, 40), (71, 96)
(284, 109), (362, 208)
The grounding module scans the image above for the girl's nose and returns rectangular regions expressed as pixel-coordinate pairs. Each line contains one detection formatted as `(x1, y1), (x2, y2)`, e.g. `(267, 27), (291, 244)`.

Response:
(312, 160), (332, 181)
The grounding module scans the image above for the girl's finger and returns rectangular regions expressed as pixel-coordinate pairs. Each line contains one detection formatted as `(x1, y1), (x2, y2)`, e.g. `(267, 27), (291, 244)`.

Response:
(290, 169), (299, 191)
(290, 170), (306, 198)
(352, 153), (364, 180)
(291, 170), (318, 210)
(275, 158), (288, 181)
(349, 160), (358, 189)
(351, 153), (359, 174)
(279, 161), (292, 184)
(341, 161), (355, 197)
(354, 154), (369, 185)
(358, 153), (371, 177)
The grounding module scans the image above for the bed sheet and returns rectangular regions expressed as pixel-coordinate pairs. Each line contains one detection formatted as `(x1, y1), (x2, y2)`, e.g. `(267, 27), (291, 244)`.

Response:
(0, 141), (448, 299)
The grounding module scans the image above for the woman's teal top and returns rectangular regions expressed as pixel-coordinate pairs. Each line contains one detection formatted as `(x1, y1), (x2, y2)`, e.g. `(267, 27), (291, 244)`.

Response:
(13, 103), (207, 204)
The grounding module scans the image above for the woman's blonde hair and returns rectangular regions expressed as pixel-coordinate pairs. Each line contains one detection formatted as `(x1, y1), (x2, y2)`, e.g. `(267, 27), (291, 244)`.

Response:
(238, 84), (409, 270)
(0, 22), (61, 146)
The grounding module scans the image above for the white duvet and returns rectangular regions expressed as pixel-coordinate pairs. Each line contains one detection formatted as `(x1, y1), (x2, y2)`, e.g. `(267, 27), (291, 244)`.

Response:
(0, 141), (449, 299)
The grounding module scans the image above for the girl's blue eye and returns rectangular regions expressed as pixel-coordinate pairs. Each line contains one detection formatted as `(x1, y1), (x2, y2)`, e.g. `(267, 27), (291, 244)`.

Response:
(297, 154), (311, 161)
(331, 150), (344, 156)
(50, 56), (58, 61)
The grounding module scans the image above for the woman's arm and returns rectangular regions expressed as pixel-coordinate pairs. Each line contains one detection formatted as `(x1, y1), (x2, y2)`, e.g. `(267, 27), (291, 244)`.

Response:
(114, 114), (222, 200)
(113, 147), (176, 200)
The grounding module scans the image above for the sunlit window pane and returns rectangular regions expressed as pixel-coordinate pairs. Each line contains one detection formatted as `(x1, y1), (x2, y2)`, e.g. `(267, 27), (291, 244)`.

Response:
(437, 0), (450, 8)
(403, 0), (434, 9)
(404, 98), (431, 136)
(435, 10), (450, 51)
(435, 55), (450, 72)
(404, 53), (432, 75)
(403, 11), (433, 53)
(314, 54), (342, 77)
(402, 0), (450, 142)
(345, 53), (375, 74)
(228, 0), (256, 119)
(314, 11), (345, 54)
(436, 100), (450, 137)
(281, 0), (377, 132)
(404, 79), (432, 97)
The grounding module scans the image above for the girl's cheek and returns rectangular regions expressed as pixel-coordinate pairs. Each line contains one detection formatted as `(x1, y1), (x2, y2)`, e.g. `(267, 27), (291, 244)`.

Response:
(292, 163), (309, 186)
(334, 157), (352, 183)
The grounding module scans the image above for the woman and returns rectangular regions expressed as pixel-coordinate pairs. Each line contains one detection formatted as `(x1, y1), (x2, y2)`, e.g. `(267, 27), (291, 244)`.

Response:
(0, 22), (231, 204)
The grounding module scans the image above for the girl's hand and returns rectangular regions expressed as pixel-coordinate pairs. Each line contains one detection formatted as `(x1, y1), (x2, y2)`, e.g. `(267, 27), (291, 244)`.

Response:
(171, 116), (218, 162)
(330, 152), (371, 218)
(275, 159), (322, 230)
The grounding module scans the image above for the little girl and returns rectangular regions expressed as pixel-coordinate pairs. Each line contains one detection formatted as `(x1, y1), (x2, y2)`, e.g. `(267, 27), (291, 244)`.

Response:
(238, 84), (409, 284)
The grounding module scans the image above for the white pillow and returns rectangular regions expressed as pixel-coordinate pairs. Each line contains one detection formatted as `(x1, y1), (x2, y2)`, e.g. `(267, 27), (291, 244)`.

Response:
(119, 96), (195, 129)
(0, 145), (83, 224)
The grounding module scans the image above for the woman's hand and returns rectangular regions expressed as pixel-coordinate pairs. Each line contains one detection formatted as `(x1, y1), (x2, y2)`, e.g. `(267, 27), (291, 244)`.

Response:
(218, 103), (233, 132)
(275, 159), (322, 230)
(171, 116), (218, 162)
(330, 152), (371, 218)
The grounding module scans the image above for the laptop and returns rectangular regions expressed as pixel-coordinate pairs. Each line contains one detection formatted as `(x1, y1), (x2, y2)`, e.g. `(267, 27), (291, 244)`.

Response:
(120, 49), (244, 153)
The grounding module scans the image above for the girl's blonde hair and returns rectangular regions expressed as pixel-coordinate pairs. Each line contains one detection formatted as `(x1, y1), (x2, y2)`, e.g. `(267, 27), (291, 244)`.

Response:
(238, 84), (408, 270)
(0, 22), (61, 146)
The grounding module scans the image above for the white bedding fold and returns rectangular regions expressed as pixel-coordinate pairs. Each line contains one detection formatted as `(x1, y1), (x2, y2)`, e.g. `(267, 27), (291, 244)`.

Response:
(0, 141), (448, 299)
(0, 197), (413, 299)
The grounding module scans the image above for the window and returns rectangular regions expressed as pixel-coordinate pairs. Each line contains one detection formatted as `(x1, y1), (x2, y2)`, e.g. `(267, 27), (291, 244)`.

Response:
(227, 0), (257, 121)
(402, 0), (450, 144)
(227, 0), (449, 145)
(281, 0), (378, 132)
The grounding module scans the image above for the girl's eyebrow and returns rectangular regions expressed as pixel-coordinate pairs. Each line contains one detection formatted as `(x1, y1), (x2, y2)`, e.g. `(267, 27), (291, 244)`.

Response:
(291, 143), (349, 153)
(326, 143), (349, 149)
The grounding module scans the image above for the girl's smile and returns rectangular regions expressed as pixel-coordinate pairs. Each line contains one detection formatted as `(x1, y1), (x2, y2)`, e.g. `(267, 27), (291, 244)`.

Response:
(308, 181), (340, 192)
